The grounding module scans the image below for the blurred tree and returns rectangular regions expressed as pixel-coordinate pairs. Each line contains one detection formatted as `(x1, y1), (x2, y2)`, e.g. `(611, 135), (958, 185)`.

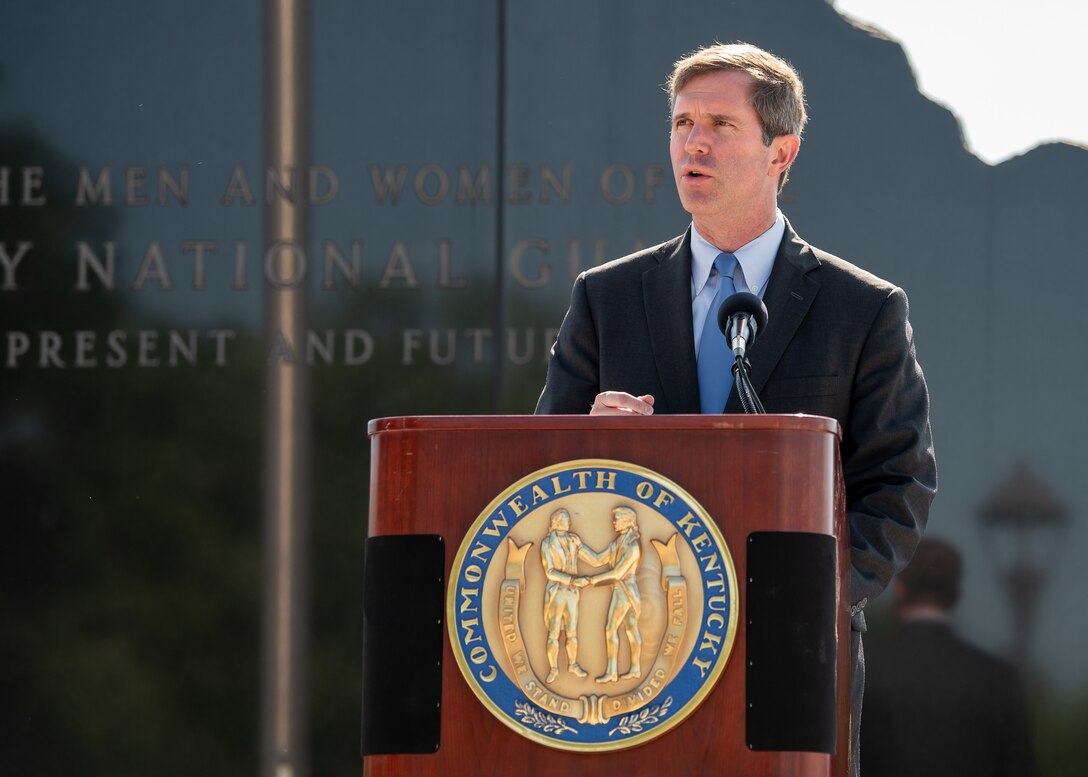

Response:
(0, 128), (263, 776)
(1036, 694), (1088, 777)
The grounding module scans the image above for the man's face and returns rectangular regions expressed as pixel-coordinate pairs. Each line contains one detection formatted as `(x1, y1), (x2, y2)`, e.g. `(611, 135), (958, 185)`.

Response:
(669, 70), (783, 224)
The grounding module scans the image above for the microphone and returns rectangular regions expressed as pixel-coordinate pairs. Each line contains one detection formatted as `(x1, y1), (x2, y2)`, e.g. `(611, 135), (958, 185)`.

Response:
(717, 291), (769, 361)
(716, 292), (769, 415)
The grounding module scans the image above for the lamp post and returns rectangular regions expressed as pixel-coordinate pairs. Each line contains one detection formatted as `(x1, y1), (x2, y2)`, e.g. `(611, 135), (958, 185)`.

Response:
(977, 462), (1067, 677)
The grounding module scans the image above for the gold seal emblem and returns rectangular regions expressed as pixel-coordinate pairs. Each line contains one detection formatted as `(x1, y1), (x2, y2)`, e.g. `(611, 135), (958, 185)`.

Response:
(448, 459), (739, 751)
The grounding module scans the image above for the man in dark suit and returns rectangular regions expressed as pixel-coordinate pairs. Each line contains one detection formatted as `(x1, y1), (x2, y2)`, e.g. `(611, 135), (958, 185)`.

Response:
(536, 42), (937, 773)
(861, 538), (1036, 776)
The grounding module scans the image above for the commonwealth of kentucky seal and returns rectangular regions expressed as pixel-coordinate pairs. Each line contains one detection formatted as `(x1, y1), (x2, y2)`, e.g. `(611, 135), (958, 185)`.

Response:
(447, 459), (739, 752)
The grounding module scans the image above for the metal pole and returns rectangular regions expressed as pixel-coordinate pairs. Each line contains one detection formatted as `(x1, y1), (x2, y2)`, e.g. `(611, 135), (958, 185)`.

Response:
(261, 1), (310, 776)
(491, 0), (507, 412)
(1004, 564), (1043, 676)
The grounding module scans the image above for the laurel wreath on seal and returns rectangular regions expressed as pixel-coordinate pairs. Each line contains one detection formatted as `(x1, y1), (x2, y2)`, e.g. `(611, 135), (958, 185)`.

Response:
(514, 701), (579, 735)
(607, 696), (674, 736)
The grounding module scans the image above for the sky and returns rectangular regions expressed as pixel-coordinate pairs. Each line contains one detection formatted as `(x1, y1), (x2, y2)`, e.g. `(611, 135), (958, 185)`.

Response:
(834, 0), (1088, 164)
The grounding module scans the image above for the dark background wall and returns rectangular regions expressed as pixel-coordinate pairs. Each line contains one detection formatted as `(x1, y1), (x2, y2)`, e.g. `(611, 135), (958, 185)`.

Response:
(2, 1), (1086, 774)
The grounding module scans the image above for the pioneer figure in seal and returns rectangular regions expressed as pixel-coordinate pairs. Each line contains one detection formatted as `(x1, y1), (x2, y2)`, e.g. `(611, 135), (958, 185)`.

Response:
(540, 507), (609, 683)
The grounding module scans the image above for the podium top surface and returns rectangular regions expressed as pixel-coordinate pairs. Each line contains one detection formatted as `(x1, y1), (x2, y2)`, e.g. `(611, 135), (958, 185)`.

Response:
(368, 413), (840, 439)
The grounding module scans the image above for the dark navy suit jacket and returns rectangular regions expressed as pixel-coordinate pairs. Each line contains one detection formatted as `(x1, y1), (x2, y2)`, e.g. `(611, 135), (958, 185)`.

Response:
(861, 620), (1036, 777)
(536, 222), (938, 607)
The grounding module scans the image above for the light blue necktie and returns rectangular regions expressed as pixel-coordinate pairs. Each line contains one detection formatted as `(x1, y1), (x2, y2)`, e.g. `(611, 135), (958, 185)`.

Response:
(697, 252), (737, 414)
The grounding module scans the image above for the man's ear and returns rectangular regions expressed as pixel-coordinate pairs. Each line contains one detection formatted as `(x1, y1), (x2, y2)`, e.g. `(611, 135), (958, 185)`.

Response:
(769, 134), (801, 177)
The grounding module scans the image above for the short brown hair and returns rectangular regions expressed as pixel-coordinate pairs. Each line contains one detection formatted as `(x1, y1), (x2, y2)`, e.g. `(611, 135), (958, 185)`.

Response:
(668, 42), (807, 190)
(897, 537), (962, 611)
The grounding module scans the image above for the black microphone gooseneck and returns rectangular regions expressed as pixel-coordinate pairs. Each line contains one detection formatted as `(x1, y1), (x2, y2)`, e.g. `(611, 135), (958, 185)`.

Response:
(717, 292), (769, 414)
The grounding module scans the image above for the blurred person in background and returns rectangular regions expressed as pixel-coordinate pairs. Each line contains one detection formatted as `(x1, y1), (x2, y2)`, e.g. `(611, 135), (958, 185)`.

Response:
(861, 537), (1036, 776)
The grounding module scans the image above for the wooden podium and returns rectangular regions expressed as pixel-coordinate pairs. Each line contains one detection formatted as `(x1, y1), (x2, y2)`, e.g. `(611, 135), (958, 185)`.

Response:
(362, 414), (850, 777)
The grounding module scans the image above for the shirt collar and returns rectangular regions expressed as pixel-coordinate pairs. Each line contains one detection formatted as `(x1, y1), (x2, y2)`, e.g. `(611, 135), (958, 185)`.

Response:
(690, 211), (785, 297)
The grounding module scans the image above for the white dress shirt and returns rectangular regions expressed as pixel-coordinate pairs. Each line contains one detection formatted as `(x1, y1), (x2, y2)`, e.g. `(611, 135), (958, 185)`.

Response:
(690, 211), (785, 353)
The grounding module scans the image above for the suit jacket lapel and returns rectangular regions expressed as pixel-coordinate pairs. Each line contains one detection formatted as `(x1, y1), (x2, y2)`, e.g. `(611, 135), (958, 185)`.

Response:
(726, 221), (820, 410)
(643, 230), (701, 413)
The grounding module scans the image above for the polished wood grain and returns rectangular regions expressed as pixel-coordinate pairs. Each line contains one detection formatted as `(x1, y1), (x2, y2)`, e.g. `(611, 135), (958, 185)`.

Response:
(363, 414), (849, 777)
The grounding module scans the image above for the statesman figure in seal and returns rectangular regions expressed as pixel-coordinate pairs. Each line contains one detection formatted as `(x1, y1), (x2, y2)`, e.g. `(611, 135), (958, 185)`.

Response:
(585, 506), (644, 684)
